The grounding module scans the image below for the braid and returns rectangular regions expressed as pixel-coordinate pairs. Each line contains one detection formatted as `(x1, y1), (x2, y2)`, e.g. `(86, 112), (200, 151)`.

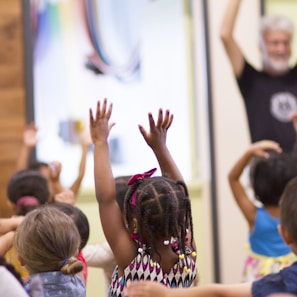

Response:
(125, 176), (195, 262)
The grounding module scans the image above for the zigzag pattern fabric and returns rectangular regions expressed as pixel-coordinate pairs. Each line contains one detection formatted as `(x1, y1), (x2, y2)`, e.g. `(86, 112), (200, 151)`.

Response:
(108, 249), (197, 297)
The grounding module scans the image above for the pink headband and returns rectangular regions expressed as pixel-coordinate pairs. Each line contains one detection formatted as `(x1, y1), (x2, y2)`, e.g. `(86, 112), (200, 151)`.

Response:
(16, 196), (40, 207)
(127, 168), (157, 208)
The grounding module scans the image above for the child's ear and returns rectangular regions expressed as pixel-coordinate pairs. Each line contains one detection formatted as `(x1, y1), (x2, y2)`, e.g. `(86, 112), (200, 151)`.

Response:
(278, 224), (293, 244)
(132, 217), (138, 234)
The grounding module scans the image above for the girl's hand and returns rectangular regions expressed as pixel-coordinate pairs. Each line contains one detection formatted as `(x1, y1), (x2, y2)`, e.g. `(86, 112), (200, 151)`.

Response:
(54, 189), (75, 205)
(23, 122), (38, 148)
(89, 99), (115, 144)
(248, 140), (282, 158)
(138, 108), (173, 151)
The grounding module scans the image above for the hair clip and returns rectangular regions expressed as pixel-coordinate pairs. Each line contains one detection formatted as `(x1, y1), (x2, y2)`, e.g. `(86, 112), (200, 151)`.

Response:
(61, 257), (70, 267)
(179, 254), (185, 260)
(128, 168), (157, 208)
(127, 168), (157, 186)
(191, 251), (197, 257)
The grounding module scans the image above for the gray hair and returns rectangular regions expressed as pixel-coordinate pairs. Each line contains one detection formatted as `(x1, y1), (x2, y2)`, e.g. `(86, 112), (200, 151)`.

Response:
(260, 14), (294, 38)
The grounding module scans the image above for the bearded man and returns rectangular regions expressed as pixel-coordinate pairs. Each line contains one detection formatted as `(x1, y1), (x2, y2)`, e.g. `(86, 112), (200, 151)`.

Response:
(220, 0), (297, 153)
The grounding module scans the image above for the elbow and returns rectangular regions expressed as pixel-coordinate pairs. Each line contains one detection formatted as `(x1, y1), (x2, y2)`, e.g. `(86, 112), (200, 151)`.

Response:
(227, 172), (234, 184)
(219, 30), (230, 45)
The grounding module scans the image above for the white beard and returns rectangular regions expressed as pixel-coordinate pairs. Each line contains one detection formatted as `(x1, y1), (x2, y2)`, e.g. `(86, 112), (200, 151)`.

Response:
(262, 50), (290, 74)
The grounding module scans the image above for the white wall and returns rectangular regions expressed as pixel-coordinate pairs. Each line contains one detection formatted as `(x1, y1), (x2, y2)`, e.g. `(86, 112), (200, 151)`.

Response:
(207, 0), (260, 283)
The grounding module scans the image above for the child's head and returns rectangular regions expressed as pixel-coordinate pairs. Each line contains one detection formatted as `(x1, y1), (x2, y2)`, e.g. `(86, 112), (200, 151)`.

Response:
(124, 169), (194, 259)
(250, 152), (297, 206)
(7, 169), (49, 215)
(48, 202), (90, 251)
(115, 175), (131, 212)
(279, 176), (297, 246)
(14, 205), (83, 275)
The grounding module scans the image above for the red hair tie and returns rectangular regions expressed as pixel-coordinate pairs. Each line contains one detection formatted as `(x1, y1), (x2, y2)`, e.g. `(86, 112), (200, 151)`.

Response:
(127, 168), (157, 208)
(16, 196), (40, 207)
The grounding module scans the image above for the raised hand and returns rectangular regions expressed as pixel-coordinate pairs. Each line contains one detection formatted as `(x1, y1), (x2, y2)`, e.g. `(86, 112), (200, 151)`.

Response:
(248, 140), (282, 159)
(49, 161), (62, 182)
(23, 122), (38, 148)
(138, 108), (173, 152)
(89, 99), (115, 144)
(54, 189), (75, 205)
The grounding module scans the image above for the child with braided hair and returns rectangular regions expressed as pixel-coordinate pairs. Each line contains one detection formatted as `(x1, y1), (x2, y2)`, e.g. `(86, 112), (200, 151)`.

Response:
(89, 99), (197, 297)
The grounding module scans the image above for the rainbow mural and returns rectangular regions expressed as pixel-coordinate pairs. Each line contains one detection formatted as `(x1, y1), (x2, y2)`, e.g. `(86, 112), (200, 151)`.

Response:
(31, 0), (147, 81)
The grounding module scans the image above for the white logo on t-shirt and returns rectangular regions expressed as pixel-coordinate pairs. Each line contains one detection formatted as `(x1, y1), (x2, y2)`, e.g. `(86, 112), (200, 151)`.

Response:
(270, 92), (297, 122)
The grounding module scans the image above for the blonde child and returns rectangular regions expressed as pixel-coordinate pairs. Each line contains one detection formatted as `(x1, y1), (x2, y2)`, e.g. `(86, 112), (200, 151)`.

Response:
(48, 202), (90, 284)
(89, 99), (197, 296)
(15, 206), (85, 297)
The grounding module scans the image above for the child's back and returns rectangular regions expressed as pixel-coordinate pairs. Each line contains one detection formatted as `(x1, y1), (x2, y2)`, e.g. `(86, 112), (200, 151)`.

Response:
(228, 141), (297, 281)
(109, 174), (196, 295)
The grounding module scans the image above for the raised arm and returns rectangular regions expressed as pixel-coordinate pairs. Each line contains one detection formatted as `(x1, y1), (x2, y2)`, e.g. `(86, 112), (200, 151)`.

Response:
(0, 217), (24, 256)
(228, 140), (282, 230)
(138, 109), (183, 182)
(219, 0), (245, 77)
(15, 122), (37, 171)
(69, 130), (92, 196)
(0, 217), (23, 236)
(89, 99), (134, 267)
(0, 232), (15, 256)
(139, 109), (198, 267)
(47, 161), (65, 202)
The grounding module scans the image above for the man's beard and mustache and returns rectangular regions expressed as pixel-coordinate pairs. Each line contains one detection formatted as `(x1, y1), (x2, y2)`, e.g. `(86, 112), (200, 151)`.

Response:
(262, 44), (290, 75)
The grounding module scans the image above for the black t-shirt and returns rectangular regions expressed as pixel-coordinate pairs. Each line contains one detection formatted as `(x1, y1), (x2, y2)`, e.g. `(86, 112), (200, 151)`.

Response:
(237, 61), (297, 152)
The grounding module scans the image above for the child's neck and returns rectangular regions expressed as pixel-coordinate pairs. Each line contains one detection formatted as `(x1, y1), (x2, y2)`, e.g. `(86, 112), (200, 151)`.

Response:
(153, 240), (179, 274)
(265, 205), (280, 219)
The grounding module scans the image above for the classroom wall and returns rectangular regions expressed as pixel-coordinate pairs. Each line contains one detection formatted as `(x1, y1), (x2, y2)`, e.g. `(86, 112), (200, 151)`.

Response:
(206, 0), (260, 284)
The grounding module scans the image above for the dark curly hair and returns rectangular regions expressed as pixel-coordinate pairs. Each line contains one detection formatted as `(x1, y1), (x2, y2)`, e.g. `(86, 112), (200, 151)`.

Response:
(123, 176), (194, 262)
(250, 152), (297, 206)
(115, 175), (130, 212)
(7, 169), (49, 215)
